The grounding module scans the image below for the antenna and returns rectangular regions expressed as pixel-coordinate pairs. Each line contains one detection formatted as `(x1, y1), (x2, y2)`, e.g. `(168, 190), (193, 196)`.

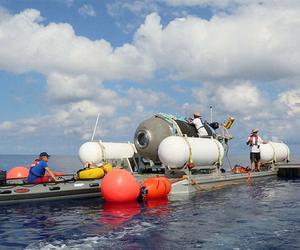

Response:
(210, 105), (213, 123)
(91, 113), (100, 141)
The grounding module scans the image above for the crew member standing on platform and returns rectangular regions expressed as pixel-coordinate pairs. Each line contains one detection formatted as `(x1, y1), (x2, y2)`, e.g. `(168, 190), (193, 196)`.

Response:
(188, 112), (208, 137)
(246, 129), (267, 172)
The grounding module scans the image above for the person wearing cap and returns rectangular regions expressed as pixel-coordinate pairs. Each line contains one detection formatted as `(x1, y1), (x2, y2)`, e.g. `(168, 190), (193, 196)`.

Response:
(246, 129), (267, 171)
(27, 152), (58, 183)
(188, 112), (208, 137)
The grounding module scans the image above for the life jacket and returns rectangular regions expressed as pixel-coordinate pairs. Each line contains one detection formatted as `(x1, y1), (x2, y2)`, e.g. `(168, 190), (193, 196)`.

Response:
(30, 159), (40, 168)
(247, 134), (259, 146)
(29, 159), (43, 178)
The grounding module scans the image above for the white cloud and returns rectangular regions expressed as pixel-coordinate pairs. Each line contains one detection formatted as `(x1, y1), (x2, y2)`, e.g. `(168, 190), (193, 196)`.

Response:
(106, 1), (158, 33)
(134, 5), (300, 82)
(2, 3), (300, 152)
(165, 0), (239, 7)
(0, 9), (155, 81)
(279, 89), (300, 115)
(107, 1), (158, 17)
(47, 73), (99, 103)
(192, 81), (263, 115)
(78, 4), (96, 17)
(127, 87), (175, 107)
(164, 0), (300, 9)
(2, 5), (300, 89)
(0, 121), (14, 130)
(44, 73), (131, 139)
(217, 82), (261, 113)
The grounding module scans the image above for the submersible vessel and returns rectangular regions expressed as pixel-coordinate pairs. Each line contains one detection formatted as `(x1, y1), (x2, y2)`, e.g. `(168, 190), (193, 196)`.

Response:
(78, 113), (290, 196)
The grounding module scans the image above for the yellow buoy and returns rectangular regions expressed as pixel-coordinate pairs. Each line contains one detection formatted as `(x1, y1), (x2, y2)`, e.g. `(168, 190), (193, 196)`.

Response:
(102, 162), (112, 173)
(77, 167), (105, 180)
(224, 116), (235, 129)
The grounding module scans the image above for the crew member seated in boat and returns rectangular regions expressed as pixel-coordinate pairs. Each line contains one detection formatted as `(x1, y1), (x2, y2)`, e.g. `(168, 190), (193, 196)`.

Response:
(27, 152), (58, 183)
(246, 129), (268, 172)
(187, 112), (208, 137)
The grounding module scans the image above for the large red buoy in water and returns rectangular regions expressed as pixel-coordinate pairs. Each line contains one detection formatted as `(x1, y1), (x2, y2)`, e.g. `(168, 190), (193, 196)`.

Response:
(140, 176), (171, 199)
(7, 166), (29, 179)
(101, 169), (140, 203)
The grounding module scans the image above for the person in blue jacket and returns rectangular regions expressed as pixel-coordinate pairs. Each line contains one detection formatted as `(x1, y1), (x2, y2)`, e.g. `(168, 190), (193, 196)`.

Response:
(27, 152), (58, 183)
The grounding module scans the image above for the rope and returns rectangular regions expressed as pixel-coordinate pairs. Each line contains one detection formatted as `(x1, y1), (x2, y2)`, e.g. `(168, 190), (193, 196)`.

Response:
(183, 135), (193, 165)
(284, 143), (290, 162)
(156, 113), (183, 136)
(97, 141), (106, 162)
(190, 178), (204, 191)
(212, 138), (222, 166)
(268, 142), (276, 163)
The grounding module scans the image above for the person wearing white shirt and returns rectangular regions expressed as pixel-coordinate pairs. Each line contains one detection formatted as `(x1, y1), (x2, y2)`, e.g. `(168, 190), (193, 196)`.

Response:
(246, 128), (267, 171)
(188, 112), (208, 137)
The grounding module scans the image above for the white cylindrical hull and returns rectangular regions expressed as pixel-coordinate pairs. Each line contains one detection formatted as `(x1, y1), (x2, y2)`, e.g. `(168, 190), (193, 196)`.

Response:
(260, 142), (290, 163)
(78, 141), (136, 165)
(158, 136), (224, 168)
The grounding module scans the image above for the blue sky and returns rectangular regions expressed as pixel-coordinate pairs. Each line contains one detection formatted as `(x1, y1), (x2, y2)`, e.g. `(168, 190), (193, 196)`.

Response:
(0, 0), (300, 159)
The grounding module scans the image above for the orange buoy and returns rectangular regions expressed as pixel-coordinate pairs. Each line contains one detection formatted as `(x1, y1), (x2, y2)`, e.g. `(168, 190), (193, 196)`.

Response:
(140, 176), (171, 199)
(7, 166), (29, 179)
(101, 169), (140, 203)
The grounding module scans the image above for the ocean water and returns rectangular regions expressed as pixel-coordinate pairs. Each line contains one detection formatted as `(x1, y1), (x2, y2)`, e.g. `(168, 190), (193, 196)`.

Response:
(1, 155), (300, 250)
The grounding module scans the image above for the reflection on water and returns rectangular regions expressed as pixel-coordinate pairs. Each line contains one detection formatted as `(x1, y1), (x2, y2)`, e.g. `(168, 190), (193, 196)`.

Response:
(100, 201), (141, 227)
(142, 197), (171, 217)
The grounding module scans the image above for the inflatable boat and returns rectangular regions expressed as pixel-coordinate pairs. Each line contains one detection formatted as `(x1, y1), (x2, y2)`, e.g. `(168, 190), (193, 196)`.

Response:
(0, 175), (101, 205)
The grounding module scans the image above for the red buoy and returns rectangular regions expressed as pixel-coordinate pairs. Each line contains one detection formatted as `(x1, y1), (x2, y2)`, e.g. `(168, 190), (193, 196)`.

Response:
(101, 169), (140, 203)
(140, 176), (171, 199)
(7, 166), (29, 179)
